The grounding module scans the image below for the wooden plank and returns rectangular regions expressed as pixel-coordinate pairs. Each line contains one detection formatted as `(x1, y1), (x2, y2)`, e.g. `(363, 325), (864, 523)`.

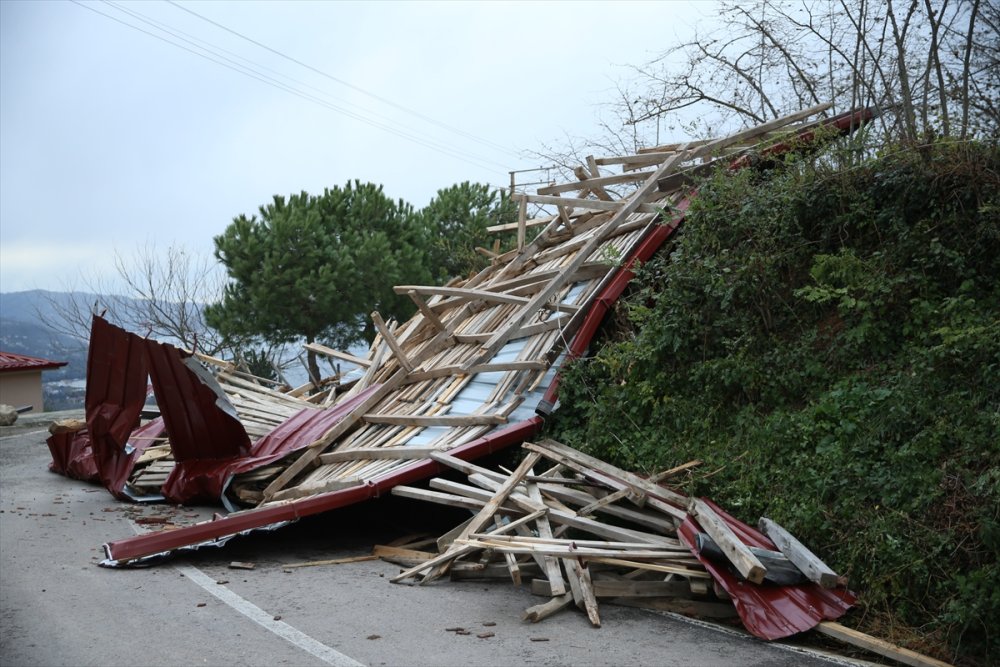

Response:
(320, 447), (438, 463)
(522, 593), (573, 623)
(284, 555), (378, 568)
(370, 311), (413, 373)
(758, 517), (839, 588)
(403, 360), (547, 384)
(268, 476), (364, 502)
(536, 169), (656, 195)
(406, 290), (448, 334)
(571, 560), (601, 627)
(526, 479), (567, 596)
(390, 486), (486, 511)
(524, 193), (662, 214)
(392, 285), (580, 314)
(815, 622), (953, 667)
(303, 342), (371, 368)
(362, 413), (506, 427)
(486, 214), (556, 234)
(495, 515), (522, 585)
(586, 557), (710, 579)
(517, 194), (527, 251)
(656, 103), (832, 192)
(689, 499), (766, 584)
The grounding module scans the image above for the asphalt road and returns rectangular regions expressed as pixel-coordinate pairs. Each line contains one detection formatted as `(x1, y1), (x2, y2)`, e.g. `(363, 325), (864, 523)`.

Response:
(1, 415), (860, 667)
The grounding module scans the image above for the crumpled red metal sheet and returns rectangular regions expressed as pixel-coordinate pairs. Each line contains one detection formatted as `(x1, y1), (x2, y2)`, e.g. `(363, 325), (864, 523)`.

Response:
(46, 317), (165, 498)
(142, 337), (250, 463)
(47, 428), (99, 481)
(160, 386), (380, 506)
(678, 498), (855, 640)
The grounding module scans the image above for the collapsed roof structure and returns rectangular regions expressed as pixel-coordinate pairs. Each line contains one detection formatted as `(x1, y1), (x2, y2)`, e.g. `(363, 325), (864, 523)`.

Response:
(46, 103), (884, 646)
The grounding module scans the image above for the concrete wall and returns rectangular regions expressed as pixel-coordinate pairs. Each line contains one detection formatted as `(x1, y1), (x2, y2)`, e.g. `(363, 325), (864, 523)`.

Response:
(0, 371), (44, 412)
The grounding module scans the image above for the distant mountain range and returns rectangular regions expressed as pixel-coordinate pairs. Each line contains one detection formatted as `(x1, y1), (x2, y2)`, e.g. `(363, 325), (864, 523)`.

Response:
(0, 290), (91, 381)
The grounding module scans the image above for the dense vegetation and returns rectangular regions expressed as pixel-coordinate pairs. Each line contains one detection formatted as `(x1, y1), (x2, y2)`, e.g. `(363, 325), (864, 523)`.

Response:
(549, 141), (999, 664)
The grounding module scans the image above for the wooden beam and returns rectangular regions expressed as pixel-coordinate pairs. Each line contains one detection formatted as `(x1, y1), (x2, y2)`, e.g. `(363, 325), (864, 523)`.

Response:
(319, 447), (438, 464)
(370, 311), (413, 373)
(815, 622), (952, 667)
(536, 169), (656, 195)
(517, 193), (527, 251)
(391, 486), (487, 511)
(303, 342), (371, 368)
(361, 413), (507, 427)
(689, 499), (766, 584)
(486, 214), (556, 234)
(393, 285), (579, 314)
(523, 193), (663, 214)
(758, 517), (840, 588)
(406, 290), (447, 334)
(403, 360), (547, 384)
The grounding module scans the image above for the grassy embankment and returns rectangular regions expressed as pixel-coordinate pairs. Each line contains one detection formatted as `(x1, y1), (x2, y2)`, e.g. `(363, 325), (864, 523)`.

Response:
(549, 141), (999, 665)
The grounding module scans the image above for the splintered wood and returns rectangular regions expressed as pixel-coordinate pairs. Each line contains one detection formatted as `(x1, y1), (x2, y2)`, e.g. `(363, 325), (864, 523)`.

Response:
(389, 439), (711, 627)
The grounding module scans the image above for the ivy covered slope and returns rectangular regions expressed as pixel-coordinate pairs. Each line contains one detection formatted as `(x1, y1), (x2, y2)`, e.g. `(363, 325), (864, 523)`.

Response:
(550, 142), (999, 664)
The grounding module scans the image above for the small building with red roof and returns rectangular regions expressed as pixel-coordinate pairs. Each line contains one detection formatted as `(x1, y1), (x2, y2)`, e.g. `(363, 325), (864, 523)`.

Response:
(0, 351), (68, 412)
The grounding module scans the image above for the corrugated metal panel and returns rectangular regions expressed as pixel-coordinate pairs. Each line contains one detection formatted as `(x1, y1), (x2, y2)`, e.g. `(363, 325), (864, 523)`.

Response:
(678, 499), (854, 640)
(84, 316), (162, 498)
(142, 337), (250, 463)
(160, 386), (381, 506)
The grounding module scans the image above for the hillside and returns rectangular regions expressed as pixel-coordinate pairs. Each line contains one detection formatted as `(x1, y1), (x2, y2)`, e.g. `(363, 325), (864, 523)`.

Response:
(549, 142), (999, 665)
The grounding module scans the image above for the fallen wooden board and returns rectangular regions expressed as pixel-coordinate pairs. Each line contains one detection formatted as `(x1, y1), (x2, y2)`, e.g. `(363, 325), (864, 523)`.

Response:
(816, 622), (952, 667)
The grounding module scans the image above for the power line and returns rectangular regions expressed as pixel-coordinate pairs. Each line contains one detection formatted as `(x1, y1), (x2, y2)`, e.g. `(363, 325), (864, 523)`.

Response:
(101, 0), (512, 171)
(69, 0), (511, 174)
(164, 0), (521, 158)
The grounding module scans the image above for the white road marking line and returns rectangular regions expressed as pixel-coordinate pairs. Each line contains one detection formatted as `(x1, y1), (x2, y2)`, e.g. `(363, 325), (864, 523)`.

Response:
(175, 563), (364, 667)
(0, 429), (50, 441)
(128, 521), (363, 667)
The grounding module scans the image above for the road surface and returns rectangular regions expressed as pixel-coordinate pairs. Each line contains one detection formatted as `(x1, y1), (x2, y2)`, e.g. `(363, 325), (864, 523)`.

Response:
(1, 414), (859, 667)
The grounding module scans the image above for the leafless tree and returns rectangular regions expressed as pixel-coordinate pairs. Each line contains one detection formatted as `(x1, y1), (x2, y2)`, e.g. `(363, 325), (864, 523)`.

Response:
(43, 243), (228, 356)
(602, 0), (997, 152)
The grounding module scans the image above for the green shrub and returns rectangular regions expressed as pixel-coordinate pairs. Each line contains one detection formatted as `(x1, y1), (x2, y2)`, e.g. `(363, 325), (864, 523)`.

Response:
(550, 141), (1000, 664)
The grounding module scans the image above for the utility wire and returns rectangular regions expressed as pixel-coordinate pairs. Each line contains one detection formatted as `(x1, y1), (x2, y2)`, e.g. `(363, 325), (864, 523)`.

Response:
(101, 0), (512, 171)
(70, 0), (509, 174)
(164, 0), (521, 158)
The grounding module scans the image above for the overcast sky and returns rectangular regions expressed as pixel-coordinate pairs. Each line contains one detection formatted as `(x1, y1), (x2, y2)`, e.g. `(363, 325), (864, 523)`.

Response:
(1, 0), (712, 294)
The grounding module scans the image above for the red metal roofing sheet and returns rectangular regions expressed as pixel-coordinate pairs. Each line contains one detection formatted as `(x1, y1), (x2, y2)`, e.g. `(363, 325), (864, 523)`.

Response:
(160, 386), (380, 505)
(47, 429), (99, 482)
(141, 336), (250, 463)
(0, 350), (67, 373)
(678, 499), (854, 640)
(84, 316), (163, 498)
